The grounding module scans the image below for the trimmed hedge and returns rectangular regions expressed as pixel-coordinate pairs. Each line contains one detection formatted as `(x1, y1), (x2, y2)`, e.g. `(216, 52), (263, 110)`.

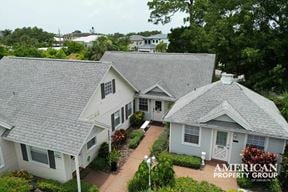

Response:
(159, 152), (201, 169)
(0, 171), (98, 192)
(155, 177), (223, 192)
(151, 129), (169, 156)
(128, 129), (145, 149)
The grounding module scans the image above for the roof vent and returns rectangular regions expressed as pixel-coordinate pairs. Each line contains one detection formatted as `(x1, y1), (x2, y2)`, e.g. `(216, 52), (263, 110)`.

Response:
(221, 73), (234, 85)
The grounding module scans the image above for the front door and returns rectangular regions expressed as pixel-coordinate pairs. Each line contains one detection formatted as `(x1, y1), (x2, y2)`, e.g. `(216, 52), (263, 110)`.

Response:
(212, 130), (230, 162)
(152, 100), (164, 121)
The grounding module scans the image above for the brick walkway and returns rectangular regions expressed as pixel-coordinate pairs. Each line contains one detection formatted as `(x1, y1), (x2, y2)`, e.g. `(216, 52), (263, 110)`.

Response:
(84, 125), (164, 192)
(174, 161), (238, 191)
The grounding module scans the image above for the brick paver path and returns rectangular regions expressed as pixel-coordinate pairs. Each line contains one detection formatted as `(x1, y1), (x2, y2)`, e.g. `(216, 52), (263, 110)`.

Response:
(84, 125), (164, 192)
(174, 161), (238, 191)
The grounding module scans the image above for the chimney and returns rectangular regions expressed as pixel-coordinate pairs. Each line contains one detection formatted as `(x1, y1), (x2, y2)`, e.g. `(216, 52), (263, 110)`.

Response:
(221, 73), (234, 85)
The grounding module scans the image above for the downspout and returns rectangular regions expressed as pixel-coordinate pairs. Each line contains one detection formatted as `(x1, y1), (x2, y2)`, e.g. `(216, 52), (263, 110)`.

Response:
(75, 156), (81, 192)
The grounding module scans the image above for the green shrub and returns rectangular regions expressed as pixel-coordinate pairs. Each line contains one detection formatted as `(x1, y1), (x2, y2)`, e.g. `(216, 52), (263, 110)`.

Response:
(129, 129), (144, 138)
(0, 175), (32, 192)
(151, 156), (175, 188)
(159, 152), (201, 169)
(98, 142), (109, 158)
(151, 129), (169, 156)
(236, 174), (252, 189)
(128, 161), (149, 192)
(90, 157), (108, 171)
(63, 179), (99, 192)
(155, 177), (223, 192)
(130, 111), (145, 127)
(129, 130), (145, 149)
(266, 179), (282, 192)
(128, 157), (175, 192)
(37, 179), (65, 192)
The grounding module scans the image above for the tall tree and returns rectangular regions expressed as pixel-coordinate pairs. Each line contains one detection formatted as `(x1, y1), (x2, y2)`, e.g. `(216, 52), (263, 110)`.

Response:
(148, 0), (195, 25)
(150, 0), (288, 91)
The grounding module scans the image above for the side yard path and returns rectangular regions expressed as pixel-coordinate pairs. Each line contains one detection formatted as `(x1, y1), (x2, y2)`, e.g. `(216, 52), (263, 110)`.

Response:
(84, 125), (164, 192)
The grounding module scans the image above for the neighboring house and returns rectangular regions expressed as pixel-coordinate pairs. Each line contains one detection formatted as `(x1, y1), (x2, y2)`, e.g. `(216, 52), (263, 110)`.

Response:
(165, 73), (288, 164)
(129, 35), (144, 51)
(0, 57), (137, 184)
(138, 34), (169, 53)
(53, 36), (64, 47)
(72, 35), (101, 47)
(101, 52), (215, 122)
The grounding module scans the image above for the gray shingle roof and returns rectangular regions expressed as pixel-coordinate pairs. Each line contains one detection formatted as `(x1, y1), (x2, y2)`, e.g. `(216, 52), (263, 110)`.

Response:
(144, 34), (168, 39)
(0, 57), (111, 155)
(165, 81), (288, 139)
(101, 51), (215, 99)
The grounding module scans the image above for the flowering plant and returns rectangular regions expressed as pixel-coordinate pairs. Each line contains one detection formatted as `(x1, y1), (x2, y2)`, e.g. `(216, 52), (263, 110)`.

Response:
(112, 129), (127, 147)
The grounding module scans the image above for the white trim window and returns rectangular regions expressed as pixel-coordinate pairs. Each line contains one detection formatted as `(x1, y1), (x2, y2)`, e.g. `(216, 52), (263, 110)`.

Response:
(114, 110), (121, 128)
(30, 146), (49, 164)
(246, 135), (265, 150)
(104, 81), (113, 96)
(127, 102), (132, 117)
(87, 137), (96, 150)
(139, 98), (148, 111)
(183, 126), (200, 145)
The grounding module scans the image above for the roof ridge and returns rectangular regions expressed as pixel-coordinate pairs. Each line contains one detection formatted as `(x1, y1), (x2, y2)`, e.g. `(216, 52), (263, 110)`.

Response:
(105, 51), (215, 56)
(165, 81), (220, 119)
(237, 83), (288, 132)
(3, 56), (112, 64)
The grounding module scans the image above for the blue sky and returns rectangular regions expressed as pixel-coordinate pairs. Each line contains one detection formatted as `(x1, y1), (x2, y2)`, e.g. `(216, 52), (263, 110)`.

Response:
(0, 0), (187, 34)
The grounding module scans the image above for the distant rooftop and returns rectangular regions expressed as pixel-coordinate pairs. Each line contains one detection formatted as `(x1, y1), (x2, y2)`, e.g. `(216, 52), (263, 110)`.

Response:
(144, 34), (168, 40)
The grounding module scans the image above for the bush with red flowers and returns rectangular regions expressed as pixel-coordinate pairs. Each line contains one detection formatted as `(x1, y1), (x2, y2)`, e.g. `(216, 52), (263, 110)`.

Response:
(242, 146), (277, 166)
(112, 129), (127, 147)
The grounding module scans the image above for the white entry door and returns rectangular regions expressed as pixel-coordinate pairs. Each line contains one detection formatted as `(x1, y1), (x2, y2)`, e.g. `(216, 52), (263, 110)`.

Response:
(212, 130), (230, 162)
(152, 100), (164, 121)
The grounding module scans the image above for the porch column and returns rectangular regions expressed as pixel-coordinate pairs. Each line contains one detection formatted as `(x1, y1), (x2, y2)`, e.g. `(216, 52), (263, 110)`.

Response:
(75, 156), (81, 192)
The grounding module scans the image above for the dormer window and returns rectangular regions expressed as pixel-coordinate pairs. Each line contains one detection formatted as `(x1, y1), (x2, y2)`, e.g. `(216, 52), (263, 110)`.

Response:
(104, 81), (113, 96)
(101, 79), (116, 99)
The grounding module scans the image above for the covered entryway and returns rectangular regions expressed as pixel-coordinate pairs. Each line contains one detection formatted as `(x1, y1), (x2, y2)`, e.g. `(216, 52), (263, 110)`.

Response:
(152, 100), (165, 121)
(212, 130), (231, 162)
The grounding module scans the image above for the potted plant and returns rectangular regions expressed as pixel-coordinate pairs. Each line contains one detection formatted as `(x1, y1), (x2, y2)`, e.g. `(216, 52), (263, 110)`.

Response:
(108, 149), (121, 171)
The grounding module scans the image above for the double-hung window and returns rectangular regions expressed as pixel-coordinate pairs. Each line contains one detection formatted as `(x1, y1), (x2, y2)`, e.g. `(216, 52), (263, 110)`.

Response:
(104, 81), (113, 96)
(139, 98), (148, 111)
(87, 137), (96, 150)
(183, 126), (200, 145)
(114, 110), (121, 128)
(30, 146), (49, 164)
(246, 135), (265, 150)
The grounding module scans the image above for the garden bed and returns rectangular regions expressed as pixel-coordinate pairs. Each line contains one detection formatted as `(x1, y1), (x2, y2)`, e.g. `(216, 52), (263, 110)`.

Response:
(90, 127), (145, 173)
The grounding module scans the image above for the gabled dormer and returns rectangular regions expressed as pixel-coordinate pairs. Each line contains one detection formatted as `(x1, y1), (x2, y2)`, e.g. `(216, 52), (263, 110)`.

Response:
(197, 101), (252, 131)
